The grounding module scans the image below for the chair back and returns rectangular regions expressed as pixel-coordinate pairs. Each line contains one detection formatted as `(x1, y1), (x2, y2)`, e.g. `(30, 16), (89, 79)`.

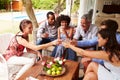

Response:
(0, 33), (14, 54)
(0, 54), (8, 80)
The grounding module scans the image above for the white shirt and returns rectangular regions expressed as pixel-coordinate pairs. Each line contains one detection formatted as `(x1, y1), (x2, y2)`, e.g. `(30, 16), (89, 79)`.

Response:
(73, 24), (99, 40)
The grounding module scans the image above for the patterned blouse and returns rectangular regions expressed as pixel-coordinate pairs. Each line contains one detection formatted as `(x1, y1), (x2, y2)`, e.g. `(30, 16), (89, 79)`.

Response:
(3, 34), (25, 60)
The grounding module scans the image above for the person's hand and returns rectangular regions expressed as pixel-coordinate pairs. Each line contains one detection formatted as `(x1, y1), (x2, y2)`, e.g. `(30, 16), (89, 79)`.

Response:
(70, 40), (77, 46)
(62, 40), (70, 48)
(37, 52), (42, 61)
(51, 39), (62, 45)
(41, 32), (49, 38)
(57, 38), (62, 44)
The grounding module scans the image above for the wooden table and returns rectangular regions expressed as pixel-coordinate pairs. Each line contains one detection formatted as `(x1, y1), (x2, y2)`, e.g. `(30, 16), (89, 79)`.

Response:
(18, 56), (79, 80)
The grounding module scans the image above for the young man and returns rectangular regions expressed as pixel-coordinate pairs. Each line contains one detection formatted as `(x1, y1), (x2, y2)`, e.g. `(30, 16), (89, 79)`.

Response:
(36, 11), (58, 46)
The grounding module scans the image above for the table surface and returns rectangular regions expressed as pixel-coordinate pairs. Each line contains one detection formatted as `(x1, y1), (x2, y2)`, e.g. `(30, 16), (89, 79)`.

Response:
(18, 56), (79, 80)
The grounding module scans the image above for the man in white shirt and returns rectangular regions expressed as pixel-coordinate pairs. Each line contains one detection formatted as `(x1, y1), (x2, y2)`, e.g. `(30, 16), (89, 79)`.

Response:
(73, 14), (99, 50)
(74, 14), (98, 41)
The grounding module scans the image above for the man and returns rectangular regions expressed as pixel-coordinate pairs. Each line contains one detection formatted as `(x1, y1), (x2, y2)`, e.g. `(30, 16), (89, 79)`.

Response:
(73, 14), (99, 50)
(76, 19), (120, 75)
(67, 14), (98, 60)
(76, 19), (120, 48)
(36, 11), (57, 46)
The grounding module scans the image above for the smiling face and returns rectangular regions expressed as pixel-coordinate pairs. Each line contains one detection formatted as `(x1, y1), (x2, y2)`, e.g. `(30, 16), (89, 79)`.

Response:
(61, 20), (68, 28)
(23, 23), (33, 34)
(98, 33), (108, 47)
(81, 19), (90, 32)
(47, 14), (55, 25)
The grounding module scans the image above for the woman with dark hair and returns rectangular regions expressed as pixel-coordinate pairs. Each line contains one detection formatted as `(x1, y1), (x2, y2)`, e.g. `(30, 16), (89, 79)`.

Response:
(63, 29), (120, 80)
(51, 15), (77, 60)
(3, 19), (57, 79)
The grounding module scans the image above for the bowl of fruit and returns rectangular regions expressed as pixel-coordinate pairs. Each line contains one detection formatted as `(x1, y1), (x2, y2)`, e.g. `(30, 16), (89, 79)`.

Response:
(41, 57), (66, 77)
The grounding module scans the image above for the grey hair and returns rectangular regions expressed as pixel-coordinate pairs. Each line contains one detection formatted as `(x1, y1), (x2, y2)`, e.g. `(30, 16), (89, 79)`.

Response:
(81, 14), (92, 22)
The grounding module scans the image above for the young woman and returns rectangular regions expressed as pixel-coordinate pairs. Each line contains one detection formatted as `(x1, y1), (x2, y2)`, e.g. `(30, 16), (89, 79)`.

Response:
(3, 19), (57, 80)
(51, 15), (75, 59)
(63, 29), (120, 80)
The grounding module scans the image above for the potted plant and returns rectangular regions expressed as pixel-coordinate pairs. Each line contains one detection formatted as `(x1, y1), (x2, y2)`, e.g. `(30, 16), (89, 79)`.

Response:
(5, 0), (11, 11)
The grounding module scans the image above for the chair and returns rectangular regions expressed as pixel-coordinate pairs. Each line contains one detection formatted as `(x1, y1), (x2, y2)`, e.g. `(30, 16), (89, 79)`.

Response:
(0, 33), (22, 80)
(0, 33), (14, 54)
(0, 54), (9, 80)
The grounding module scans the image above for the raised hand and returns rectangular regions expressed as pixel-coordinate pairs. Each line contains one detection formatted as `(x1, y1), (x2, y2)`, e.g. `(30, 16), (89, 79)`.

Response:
(62, 40), (70, 48)
(41, 32), (49, 38)
(51, 39), (62, 45)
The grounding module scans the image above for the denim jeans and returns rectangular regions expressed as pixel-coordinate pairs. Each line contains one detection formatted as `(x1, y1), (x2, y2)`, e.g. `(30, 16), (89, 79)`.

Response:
(51, 46), (77, 61)
(36, 37), (56, 52)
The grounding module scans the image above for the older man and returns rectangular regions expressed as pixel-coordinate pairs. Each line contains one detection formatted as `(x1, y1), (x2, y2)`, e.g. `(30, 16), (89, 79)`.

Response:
(73, 14), (98, 46)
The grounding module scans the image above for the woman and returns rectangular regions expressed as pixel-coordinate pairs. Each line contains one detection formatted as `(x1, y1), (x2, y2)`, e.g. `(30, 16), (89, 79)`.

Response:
(3, 19), (57, 80)
(63, 29), (120, 80)
(52, 15), (74, 59)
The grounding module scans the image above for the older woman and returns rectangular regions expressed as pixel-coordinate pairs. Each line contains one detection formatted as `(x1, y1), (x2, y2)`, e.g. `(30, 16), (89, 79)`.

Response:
(63, 29), (120, 80)
(3, 19), (57, 79)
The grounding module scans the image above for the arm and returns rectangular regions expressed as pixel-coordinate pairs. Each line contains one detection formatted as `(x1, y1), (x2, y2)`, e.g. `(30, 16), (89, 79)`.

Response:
(57, 28), (61, 39)
(64, 43), (109, 61)
(17, 37), (56, 51)
(26, 48), (42, 59)
(77, 36), (98, 47)
(68, 27), (74, 39)
(116, 32), (120, 44)
(73, 26), (81, 40)
(37, 22), (46, 38)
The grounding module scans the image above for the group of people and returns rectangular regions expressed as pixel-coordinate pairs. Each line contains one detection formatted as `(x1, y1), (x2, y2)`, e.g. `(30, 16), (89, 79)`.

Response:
(3, 11), (120, 80)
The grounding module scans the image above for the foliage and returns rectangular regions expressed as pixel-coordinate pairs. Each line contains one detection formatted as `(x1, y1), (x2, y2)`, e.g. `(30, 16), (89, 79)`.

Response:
(0, 0), (11, 9)
(31, 0), (79, 14)
(72, 0), (80, 13)
(32, 0), (58, 10)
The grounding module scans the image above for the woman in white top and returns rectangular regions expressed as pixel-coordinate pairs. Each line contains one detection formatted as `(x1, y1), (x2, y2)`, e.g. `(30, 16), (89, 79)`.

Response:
(63, 29), (120, 80)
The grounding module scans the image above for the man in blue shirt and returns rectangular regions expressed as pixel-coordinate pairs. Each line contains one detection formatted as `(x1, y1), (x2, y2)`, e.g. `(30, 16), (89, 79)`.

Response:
(75, 19), (120, 73)
(77, 33), (120, 48)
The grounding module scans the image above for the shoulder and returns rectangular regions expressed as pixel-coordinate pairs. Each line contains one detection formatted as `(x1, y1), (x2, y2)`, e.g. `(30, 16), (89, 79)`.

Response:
(90, 24), (99, 30)
(39, 21), (48, 27)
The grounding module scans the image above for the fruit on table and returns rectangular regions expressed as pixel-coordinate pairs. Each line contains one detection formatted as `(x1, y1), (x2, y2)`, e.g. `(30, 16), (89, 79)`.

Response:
(58, 67), (62, 71)
(46, 70), (51, 75)
(51, 67), (56, 71)
(51, 71), (56, 75)
(56, 70), (61, 75)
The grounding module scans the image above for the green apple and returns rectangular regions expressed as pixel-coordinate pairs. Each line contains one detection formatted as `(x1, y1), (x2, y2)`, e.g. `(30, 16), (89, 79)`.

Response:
(51, 71), (56, 75)
(56, 70), (61, 75)
(51, 67), (56, 71)
(46, 70), (51, 75)
(58, 67), (62, 71)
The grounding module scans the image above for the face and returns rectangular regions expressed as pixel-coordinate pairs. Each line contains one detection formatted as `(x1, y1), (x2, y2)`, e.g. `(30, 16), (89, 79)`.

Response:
(98, 33), (108, 47)
(23, 23), (33, 34)
(100, 25), (107, 30)
(61, 21), (68, 28)
(81, 19), (90, 31)
(47, 14), (55, 25)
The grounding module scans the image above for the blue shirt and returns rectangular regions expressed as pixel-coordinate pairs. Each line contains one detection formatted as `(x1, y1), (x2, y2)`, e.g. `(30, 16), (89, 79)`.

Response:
(77, 32), (120, 47)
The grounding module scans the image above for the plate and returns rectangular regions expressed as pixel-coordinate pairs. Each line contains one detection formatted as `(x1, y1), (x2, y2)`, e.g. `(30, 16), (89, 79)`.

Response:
(42, 66), (66, 77)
